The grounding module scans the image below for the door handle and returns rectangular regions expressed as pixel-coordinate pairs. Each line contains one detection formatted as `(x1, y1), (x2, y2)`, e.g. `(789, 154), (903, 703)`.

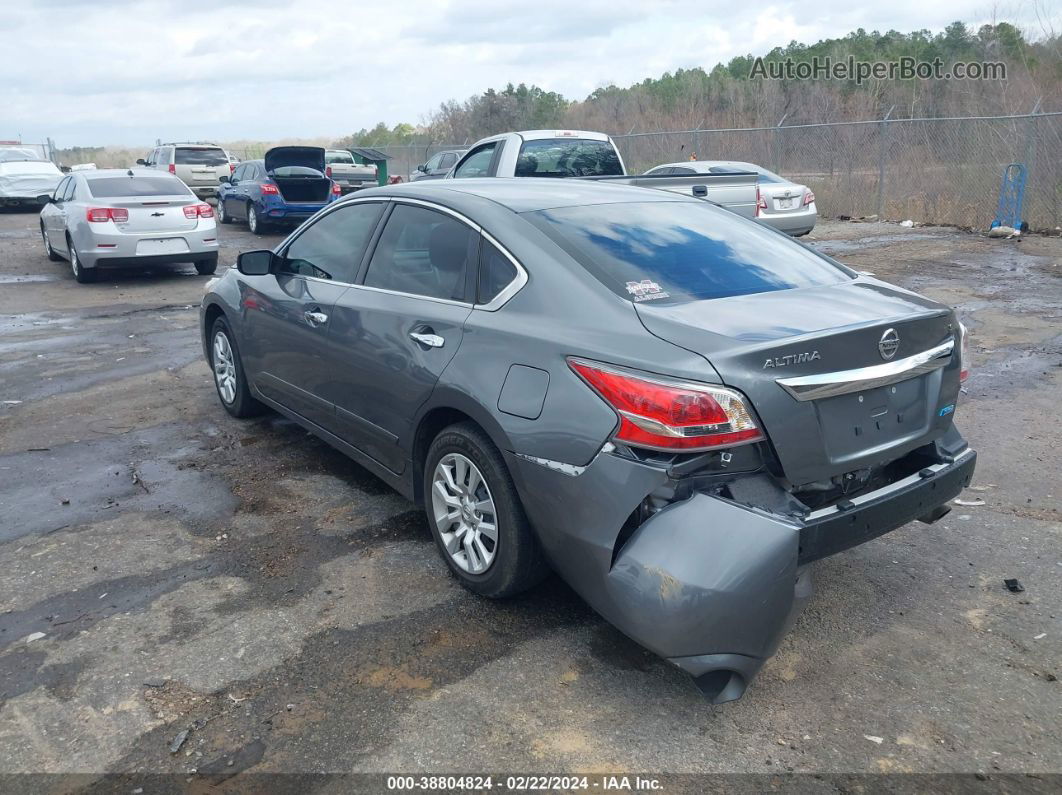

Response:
(304, 309), (329, 327)
(409, 331), (445, 348)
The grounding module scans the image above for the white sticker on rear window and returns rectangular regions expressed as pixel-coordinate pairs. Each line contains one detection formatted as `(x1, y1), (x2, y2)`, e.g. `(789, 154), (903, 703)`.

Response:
(625, 279), (669, 301)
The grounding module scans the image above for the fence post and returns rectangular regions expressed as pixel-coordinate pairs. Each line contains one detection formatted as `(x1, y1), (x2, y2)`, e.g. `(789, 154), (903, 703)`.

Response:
(773, 114), (788, 174)
(876, 106), (894, 219)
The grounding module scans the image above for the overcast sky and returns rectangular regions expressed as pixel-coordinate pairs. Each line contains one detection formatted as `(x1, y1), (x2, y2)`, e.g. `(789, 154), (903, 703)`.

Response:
(4, 0), (1058, 147)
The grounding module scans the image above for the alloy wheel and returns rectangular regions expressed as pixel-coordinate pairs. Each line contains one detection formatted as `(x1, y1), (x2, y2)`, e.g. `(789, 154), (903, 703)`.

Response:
(248, 206), (257, 233)
(212, 331), (237, 404)
(70, 245), (81, 278)
(431, 453), (498, 574)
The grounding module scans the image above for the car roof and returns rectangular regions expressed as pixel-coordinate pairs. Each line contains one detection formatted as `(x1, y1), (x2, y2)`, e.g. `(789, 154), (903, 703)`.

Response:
(346, 177), (693, 213)
(81, 167), (180, 179)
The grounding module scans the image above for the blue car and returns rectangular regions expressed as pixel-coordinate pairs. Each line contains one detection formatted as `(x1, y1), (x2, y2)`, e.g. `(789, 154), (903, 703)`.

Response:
(217, 146), (339, 235)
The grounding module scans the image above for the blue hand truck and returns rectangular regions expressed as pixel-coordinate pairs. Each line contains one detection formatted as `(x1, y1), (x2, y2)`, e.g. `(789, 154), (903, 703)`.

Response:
(990, 163), (1028, 232)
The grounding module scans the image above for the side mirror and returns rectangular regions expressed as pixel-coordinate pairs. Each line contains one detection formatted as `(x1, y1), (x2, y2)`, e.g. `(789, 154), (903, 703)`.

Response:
(416, 164), (426, 172)
(136, 158), (147, 166)
(219, 175), (231, 184)
(236, 250), (276, 276)
(37, 194), (54, 204)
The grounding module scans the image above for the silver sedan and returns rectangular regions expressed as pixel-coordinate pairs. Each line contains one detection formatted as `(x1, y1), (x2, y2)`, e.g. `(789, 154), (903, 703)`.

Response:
(647, 160), (817, 236)
(39, 168), (220, 283)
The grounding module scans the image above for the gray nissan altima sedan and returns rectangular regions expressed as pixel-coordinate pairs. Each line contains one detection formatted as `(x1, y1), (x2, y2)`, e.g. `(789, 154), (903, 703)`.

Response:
(200, 178), (976, 703)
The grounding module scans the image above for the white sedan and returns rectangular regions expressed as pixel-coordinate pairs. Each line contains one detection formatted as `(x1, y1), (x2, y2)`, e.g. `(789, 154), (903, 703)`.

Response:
(39, 169), (219, 283)
(0, 148), (63, 207)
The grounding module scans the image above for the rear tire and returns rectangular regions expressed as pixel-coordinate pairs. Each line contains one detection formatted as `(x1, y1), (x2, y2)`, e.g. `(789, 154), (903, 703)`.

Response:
(248, 204), (266, 235)
(195, 258), (218, 275)
(217, 199), (231, 224)
(209, 316), (265, 418)
(68, 238), (94, 283)
(42, 223), (61, 261)
(423, 422), (549, 598)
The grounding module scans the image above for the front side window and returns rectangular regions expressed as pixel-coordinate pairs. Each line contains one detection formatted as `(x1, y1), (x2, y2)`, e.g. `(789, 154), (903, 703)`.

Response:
(452, 143), (497, 178)
(231, 165), (247, 182)
(423, 154), (442, 171)
(53, 177), (71, 202)
(363, 204), (477, 301)
(514, 138), (623, 178)
(281, 202), (384, 283)
(528, 201), (850, 304)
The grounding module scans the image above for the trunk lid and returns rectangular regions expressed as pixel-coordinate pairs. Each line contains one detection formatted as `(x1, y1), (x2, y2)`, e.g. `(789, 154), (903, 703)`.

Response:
(635, 280), (963, 485)
(107, 195), (200, 233)
(759, 184), (807, 215)
(265, 146), (326, 174)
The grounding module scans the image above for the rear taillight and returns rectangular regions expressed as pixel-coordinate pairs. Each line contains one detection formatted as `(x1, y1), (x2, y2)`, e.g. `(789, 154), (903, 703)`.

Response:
(260, 183), (280, 195)
(325, 166), (332, 178)
(183, 203), (213, 219)
(331, 181), (341, 195)
(86, 207), (128, 223)
(372, 165), (378, 176)
(229, 163), (236, 173)
(756, 188), (766, 216)
(168, 164), (175, 174)
(568, 359), (765, 452)
(958, 322), (970, 383)
(803, 191), (815, 206)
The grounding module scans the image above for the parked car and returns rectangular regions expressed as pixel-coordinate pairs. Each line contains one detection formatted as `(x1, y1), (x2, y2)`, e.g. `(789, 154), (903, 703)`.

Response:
(200, 179), (975, 703)
(325, 149), (378, 193)
(39, 168), (218, 283)
(217, 146), (341, 234)
(0, 147), (63, 207)
(410, 149), (465, 181)
(137, 143), (232, 200)
(447, 130), (759, 217)
(647, 160), (817, 236)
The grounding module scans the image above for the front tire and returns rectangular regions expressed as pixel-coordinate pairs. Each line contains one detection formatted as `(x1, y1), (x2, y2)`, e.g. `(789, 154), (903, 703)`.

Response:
(42, 224), (61, 261)
(247, 204), (266, 235)
(424, 422), (548, 598)
(209, 317), (265, 418)
(68, 238), (94, 283)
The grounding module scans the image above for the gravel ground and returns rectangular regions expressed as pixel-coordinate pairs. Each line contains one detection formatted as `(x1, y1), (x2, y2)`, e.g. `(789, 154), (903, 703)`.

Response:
(0, 208), (1059, 787)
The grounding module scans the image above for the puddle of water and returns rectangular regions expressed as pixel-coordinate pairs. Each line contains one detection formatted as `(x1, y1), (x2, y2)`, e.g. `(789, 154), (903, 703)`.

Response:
(0, 274), (58, 284)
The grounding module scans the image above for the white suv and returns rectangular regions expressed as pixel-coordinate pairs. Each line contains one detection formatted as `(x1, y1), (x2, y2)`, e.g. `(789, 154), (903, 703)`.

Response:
(138, 143), (232, 200)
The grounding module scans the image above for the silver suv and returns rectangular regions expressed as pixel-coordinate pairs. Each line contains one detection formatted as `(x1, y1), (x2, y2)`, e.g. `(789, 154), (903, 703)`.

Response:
(138, 143), (232, 200)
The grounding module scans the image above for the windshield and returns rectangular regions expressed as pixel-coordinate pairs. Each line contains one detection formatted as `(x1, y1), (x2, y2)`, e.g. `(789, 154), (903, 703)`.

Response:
(0, 148), (45, 163)
(515, 138), (623, 178)
(174, 147), (227, 166)
(325, 151), (355, 164)
(273, 166), (324, 177)
(527, 201), (850, 304)
(87, 176), (191, 198)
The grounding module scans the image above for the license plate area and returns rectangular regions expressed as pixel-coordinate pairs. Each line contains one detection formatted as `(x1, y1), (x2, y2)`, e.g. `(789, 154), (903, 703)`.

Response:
(776, 197), (794, 210)
(815, 375), (930, 461)
(136, 237), (189, 255)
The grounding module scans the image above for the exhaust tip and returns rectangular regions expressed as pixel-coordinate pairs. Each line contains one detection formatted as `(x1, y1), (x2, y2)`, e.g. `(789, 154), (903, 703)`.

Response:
(692, 669), (748, 704)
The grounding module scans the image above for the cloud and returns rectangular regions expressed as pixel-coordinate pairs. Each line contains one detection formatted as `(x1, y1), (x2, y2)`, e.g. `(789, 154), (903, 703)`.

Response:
(2, 0), (1057, 146)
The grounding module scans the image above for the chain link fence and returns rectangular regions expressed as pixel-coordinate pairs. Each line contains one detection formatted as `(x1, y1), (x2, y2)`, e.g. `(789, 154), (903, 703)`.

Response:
(612, 112), (1062, 231)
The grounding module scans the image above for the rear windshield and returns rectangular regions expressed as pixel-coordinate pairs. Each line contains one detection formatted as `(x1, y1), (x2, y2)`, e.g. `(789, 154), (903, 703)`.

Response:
(175, 148), (227, 166)
(273, 166), (324, 177)
(708, 165), (783, 184)
(87, 176), (191, 198)
(515, 138), (623, 178)
(527, 201), (850, 304)
(325, 151), (354, 164)
(0, 148), (43, 163)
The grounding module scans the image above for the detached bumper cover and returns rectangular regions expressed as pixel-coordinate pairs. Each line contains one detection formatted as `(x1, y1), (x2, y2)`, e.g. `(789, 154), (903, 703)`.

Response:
(508, 439), (975, 703)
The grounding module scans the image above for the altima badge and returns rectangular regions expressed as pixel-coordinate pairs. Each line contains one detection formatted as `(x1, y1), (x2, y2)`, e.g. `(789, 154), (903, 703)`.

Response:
(763, 351), (820, 368)
(878, 328), (900, 360)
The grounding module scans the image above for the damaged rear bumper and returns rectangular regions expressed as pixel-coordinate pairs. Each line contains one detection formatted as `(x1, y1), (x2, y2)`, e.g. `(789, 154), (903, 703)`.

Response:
(507, 441), (975, 704)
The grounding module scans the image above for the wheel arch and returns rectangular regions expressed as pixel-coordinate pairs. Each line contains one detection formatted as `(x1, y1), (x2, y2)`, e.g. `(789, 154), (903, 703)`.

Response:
(201, 301), (227, 359)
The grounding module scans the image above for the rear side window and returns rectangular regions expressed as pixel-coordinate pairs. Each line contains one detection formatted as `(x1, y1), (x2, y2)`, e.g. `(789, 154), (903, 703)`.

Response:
(477, 240), (518, 304)
(175, 147), (227, 166)
(281, 202), (384, 283)
(528, 201), (850, 304)
(363, 204), (477, 301)
(515, 138), (623, 178)
(87, 176), (190, 197)
(452, 143), (497, 178)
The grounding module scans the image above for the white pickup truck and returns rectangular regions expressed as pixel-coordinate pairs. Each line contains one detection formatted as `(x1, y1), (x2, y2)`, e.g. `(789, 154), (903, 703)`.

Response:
(444, 130), (759, 218)
(324, 150), (378, 194)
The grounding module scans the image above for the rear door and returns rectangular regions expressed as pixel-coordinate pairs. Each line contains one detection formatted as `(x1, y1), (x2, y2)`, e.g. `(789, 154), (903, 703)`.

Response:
(324, 201), (477, 472)
(239, 200), (386, 431)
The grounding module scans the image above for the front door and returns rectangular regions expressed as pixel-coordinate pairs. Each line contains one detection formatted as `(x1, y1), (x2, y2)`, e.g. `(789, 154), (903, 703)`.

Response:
(238, 200), (386, 431)
(325, 202), (476, 473)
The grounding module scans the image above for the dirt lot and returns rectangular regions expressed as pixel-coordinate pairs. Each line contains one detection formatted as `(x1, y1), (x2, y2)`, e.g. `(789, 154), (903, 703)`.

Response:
(0, 208), (1059, 786)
